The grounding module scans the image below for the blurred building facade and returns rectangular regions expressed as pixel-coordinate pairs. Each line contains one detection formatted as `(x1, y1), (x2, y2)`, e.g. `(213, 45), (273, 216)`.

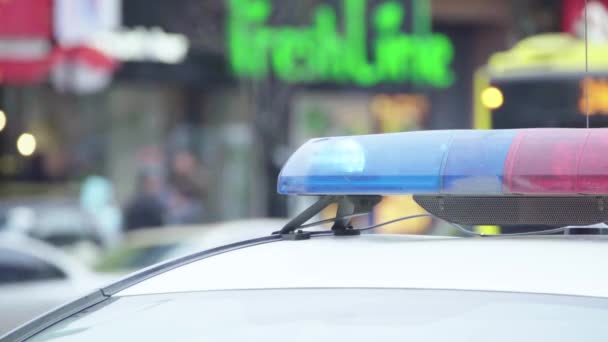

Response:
(0, 0), (575, 226)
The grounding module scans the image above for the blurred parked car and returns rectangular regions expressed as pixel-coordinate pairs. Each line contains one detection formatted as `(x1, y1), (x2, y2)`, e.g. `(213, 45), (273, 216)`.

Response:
(0, 199), (108, 263)
(95, 218), (287, 274)
(0, 235), (114, 335)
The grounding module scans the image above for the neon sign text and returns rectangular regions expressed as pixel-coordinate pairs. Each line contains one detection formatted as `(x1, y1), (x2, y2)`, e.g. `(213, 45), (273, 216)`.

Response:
(228, 0), (454, 87)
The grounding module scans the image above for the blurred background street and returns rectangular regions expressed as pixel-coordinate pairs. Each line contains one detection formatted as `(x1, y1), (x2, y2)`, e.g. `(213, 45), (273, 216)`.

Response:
(0, 0), (605, 334)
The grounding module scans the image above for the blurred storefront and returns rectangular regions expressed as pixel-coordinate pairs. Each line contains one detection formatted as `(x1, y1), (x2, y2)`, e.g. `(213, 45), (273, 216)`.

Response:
(0, 0), (571, 231)
(0, 0), (252, 226)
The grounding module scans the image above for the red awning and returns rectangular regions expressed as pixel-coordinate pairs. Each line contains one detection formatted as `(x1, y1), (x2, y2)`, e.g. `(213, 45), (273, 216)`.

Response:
(0, 52), (59, 85)
(0, 0), (118, 87)
(0, 46), (117, 86)
(0, 0), (52, 37)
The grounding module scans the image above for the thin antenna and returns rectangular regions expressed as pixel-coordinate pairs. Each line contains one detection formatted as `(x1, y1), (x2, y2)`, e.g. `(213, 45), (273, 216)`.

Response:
(585, 0), (590, 128)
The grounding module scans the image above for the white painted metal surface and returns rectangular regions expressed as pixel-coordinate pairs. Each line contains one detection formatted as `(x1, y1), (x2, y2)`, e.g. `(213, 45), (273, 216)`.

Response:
(118, 234), (608, 298)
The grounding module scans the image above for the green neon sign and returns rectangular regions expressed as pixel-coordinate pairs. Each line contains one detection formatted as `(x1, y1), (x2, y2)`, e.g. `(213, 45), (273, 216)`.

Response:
(228, 0), (454, 87)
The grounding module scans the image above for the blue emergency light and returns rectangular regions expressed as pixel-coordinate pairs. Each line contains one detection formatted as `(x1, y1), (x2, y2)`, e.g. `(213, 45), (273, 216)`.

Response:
(278, 129), (608, 196)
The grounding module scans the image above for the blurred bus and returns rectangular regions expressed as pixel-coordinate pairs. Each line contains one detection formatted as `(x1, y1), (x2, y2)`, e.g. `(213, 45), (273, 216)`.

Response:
(474, 33), (608, 130)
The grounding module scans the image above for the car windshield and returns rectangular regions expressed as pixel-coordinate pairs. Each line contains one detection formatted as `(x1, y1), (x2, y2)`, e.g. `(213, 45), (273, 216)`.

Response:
(29, 289), (608, 342)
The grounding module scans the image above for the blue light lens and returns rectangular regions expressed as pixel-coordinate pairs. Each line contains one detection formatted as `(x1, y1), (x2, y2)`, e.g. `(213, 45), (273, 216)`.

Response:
(279, 131), (456, 195)
(442, 130), (516, 194)
(309, 138), (366, 175)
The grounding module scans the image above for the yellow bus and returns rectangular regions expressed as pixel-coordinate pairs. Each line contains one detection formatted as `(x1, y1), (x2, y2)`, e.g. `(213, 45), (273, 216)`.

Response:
(475, 33), (608, 131)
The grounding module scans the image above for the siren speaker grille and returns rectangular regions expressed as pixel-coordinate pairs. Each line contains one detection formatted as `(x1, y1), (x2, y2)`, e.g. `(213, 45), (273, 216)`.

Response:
(413, 196), (608, 226)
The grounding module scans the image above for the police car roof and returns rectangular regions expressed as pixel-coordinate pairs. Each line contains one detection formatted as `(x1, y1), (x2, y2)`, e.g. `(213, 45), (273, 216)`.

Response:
(117, 233), (608, 298)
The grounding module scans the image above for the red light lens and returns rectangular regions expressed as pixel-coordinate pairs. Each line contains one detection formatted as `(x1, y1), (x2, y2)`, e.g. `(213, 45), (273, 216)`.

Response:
(576, 129), (608, 193)
(504, 129), (589, 194)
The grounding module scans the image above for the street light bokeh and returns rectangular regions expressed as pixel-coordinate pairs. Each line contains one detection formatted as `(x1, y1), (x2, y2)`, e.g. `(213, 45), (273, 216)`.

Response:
(481, 86), (504, 110)
(0, 110), (6, 132)
(17, 133), (37, 157)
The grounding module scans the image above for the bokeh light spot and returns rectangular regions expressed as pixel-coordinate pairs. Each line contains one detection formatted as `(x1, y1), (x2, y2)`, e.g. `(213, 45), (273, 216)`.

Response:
(0, 110), (6, 132)
(481, 86), (504, 109)
(17, 133), (37, 157)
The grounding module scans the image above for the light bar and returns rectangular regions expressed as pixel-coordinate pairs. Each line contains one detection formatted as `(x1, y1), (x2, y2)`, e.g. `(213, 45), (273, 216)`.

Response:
(278, 128), (608, 195)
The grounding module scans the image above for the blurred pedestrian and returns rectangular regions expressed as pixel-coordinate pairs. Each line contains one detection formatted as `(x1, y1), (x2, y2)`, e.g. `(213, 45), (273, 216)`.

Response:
(80, 175), (123, 247)
(124, 169), (165, 230)
(166, 150), (207, 225)
(166, 188), (204, 225)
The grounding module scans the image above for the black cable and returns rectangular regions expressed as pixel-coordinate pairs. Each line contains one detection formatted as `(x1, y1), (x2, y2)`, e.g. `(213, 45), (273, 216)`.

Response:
(284, 210), (608, 237)
(357, 214), (434, 231)
(283, 213), (464, 235)
(356, 214), (608, 237)
(355, 213), (480, 236)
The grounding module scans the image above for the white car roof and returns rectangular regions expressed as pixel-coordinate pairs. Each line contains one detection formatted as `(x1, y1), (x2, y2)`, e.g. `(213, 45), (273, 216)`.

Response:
(118, 234), (608, 298)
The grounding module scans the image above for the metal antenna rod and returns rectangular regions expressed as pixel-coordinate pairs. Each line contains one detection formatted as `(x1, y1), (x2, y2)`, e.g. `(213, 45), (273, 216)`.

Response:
(585, 0), (590, 128)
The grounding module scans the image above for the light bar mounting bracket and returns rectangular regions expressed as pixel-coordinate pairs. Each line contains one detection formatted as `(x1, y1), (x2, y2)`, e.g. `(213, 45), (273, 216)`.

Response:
(277, 195), (382, 239)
